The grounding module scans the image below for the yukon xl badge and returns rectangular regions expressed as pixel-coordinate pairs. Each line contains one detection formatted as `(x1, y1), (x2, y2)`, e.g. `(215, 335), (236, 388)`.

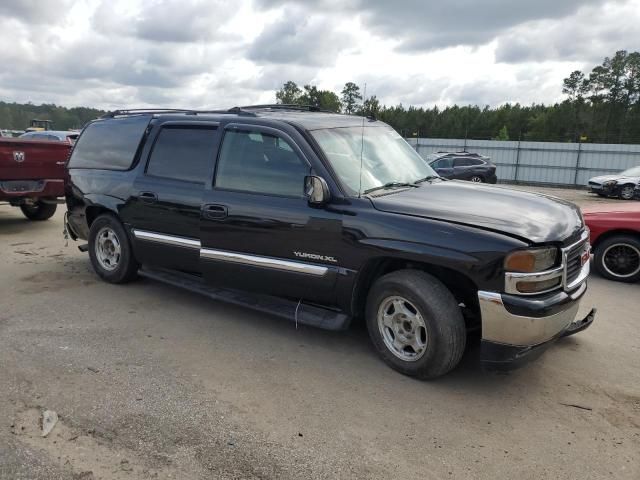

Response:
(13, 151), (25, 163)
(294, 251), (337, 263)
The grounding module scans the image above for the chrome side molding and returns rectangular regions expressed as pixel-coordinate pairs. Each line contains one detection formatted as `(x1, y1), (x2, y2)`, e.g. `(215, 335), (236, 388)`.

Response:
(201, 248), (329, 276)
(132, 229), (331, 276)
(132, 229), (201, 249)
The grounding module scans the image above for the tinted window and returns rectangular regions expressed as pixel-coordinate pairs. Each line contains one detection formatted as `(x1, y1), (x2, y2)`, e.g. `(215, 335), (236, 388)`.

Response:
(215, 130), (308, 197)
(146, 126), (217, 183)
(433, 158), (453, 168)
(68, 116), (150, 170)
(454, 158), (472, 167)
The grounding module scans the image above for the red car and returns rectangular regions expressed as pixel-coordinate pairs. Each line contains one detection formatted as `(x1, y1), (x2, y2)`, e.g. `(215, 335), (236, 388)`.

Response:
(583, 203), (640, 282)
(0, 136), (71, 220)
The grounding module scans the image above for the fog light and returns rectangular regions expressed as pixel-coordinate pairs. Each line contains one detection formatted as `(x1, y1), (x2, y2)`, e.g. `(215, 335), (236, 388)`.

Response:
(516, 277), (562, 294)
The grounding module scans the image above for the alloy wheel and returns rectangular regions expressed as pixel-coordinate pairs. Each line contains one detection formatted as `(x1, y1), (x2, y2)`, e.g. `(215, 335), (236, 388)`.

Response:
(377, 296), (428, 362)
(95, 226), (122, 271)
(602, 243), (640, 279)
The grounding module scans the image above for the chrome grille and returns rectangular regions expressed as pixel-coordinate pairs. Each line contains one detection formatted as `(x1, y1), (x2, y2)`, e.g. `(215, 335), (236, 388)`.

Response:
(565, 241), (586, 285)
(562, 231), (590, 291)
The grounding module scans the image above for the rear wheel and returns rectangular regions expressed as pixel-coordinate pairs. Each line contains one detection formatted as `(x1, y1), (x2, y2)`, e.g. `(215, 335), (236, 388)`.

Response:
(365, 270), (466, 379)
(619, 185), (635, 200)
(593, 235), (640, 283)
(469, 175), (484, 183)
(88, 214), (139, 283)
(20, 201), (57, 221)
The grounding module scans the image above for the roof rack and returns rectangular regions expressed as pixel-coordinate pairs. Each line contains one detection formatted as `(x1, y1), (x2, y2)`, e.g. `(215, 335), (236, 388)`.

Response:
(100, 104), (336, 120)
(101, 108), (258, 119)
(236, 104), (334, 113)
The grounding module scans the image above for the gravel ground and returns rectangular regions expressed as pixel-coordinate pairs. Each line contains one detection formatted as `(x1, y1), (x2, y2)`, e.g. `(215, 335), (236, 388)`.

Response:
(1, 187), (639, 479)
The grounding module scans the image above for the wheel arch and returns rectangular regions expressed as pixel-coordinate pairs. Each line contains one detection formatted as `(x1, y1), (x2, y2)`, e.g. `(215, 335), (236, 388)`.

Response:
(592, 229), (640, 251)
(83, 194), (123, 227)
(351, 256), (480, 328)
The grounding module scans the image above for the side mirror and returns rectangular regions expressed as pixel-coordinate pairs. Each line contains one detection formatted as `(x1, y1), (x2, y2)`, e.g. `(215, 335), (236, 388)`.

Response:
(304, 175), (330, 205)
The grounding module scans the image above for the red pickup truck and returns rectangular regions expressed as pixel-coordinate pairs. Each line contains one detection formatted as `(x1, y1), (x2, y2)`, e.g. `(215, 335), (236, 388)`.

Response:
(0, 136), (73, 220)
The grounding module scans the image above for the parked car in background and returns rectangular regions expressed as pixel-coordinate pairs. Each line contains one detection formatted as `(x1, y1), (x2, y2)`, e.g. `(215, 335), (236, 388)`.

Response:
(588, 166), (640, 200)
(583, 204), (640, 283)
(426, 152), (497, 183)
(64, 106), (594, 379)
(20, 130), (79, 144)
(0, 135), (71, 220)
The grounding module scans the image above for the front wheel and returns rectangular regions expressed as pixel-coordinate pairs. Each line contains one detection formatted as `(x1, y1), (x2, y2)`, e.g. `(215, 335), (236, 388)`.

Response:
(593, 235), (640, 283)
(365, 270), (466, 379)
(88, 214), (139, 283)
(20, 201), (57, 221)
(619, 185), (635, 200)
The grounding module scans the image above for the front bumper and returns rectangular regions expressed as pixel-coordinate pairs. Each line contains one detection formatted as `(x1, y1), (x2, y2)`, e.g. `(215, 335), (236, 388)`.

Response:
(478, 283), (595, 370)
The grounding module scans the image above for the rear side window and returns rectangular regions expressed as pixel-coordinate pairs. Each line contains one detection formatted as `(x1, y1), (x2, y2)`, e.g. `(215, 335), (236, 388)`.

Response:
(454, 158), (475, 167)
(215, 129), (309, 197)
(146, 126), (217, 183)
(68, 116), (150, 170)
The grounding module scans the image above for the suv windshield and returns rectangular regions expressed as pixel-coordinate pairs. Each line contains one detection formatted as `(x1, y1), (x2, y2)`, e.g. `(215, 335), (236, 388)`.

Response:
(312, 126), (436, 195)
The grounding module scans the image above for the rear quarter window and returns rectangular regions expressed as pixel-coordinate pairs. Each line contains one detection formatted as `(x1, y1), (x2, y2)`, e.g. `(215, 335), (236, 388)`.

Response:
(68, 116), (150, 170)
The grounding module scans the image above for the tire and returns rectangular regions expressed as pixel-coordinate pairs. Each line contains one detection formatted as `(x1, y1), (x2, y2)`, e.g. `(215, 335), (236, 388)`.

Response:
(20, 201), (57, 221)
(593, 235), (640, 283)
(596, 193), (607, 197)
(619, 185), (635, 200)
(88, 214), (139, 284)
(469, 175), (484, 183)
(365, 270), (466, 379)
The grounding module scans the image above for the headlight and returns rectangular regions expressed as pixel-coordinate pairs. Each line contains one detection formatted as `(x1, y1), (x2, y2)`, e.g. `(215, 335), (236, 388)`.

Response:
(504, 247), (558, 273)
(603, 180), (617, 187)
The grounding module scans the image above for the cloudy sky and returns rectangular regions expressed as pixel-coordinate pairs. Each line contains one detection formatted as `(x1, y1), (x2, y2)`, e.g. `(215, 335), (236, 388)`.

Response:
(1, 0), (638, 110)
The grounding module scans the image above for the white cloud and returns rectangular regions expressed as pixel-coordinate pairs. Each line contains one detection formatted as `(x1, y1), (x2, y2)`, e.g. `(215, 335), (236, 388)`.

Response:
(0, 0), (638, 110)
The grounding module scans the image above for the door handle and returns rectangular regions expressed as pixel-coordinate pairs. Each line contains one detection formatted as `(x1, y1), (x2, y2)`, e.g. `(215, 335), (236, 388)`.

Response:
(139, 191), (158, 204)
(203, 204), (228, 220)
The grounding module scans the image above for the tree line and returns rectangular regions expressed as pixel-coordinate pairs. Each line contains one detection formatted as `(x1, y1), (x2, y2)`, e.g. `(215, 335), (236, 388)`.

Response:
(276, 50), (640, 144)
(0, 102), (105, 132)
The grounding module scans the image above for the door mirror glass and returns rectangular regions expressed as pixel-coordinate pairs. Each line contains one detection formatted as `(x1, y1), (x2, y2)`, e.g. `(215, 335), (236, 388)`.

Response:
(304, 176), (330, 205)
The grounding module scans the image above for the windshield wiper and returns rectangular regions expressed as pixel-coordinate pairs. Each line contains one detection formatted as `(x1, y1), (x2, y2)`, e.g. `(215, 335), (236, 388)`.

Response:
(414, 175), (442, 184)
(363, 182), (418, 195)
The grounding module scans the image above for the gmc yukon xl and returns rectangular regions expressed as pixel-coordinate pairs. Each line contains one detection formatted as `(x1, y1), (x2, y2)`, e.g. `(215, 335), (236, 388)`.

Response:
(65, 106), (595, 378)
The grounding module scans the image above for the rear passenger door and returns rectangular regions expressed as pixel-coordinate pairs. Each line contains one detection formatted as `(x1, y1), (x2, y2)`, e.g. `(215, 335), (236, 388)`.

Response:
(199, 124), (342, 305)
(126, 123), (219, 273)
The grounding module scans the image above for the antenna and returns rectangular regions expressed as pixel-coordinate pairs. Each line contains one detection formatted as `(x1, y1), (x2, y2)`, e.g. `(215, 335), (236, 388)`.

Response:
(358, 83), (367, 198)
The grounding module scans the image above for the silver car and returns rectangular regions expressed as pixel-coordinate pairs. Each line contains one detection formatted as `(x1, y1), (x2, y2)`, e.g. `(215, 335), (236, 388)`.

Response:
(588, 166), (640, 200)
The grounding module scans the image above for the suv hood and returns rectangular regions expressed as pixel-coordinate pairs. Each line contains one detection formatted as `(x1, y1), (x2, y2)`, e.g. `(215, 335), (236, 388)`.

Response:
(369, 181), (583, 244)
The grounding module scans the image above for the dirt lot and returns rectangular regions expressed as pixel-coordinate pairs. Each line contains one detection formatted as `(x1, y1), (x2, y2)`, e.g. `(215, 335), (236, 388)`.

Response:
(1, 187), (639, 480)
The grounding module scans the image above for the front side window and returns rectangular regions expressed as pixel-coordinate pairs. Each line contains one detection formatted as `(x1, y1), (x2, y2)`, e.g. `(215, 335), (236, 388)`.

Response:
(215, 129), (309, 197)
(311, 126), (435, 195)
(434, 158), (453, 169)
(146, 126), (217, 183)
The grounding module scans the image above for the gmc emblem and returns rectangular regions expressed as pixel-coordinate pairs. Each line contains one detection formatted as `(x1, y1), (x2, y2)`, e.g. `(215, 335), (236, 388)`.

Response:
(13, 151), (25, 163)
(580, 249), (590, 266)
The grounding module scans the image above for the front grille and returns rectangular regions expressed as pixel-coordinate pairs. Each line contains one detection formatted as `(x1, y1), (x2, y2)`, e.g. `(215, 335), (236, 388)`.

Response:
(588, 181), (600, 187)
(565, 239), (588, 286)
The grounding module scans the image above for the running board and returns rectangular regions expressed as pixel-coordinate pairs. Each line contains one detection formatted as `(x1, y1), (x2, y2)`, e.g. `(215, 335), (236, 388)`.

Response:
(138, 267), (351, 331)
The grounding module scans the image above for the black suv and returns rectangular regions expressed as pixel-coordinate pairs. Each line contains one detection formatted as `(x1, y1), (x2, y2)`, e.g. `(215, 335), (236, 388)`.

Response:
(427, 151), (497, 183)
(65, 106), (594, 378)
